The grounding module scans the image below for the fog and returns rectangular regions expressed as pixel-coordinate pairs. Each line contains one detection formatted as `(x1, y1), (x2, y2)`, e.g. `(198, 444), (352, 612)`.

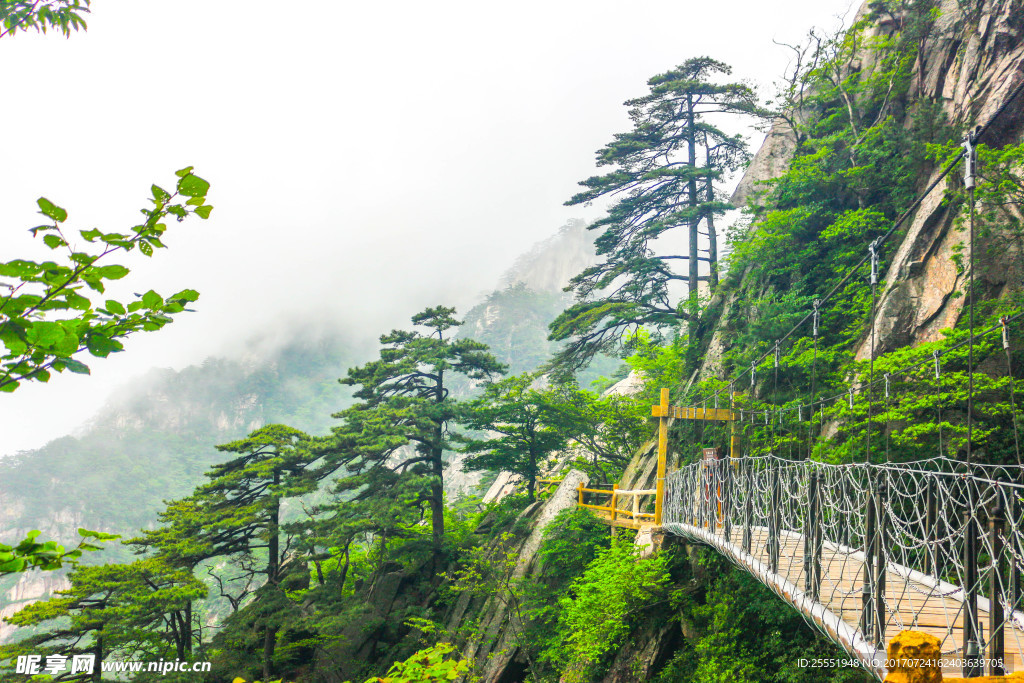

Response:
(0, 0), (853, 455)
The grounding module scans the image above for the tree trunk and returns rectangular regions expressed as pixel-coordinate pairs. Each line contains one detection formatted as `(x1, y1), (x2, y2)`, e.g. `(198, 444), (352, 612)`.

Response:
(431, 370), (446, 554)
(686, 93), (700, 363)
(430, 436), (445, 551)
(527, 445), (537, 503)
(173, 610), (187, 660)
(92, 630), (103, 683)
(263, 626), (278, 682)
(184, 600), (192, 656)
(338, 538), (352, 594)
(268, 470), (280, 582)
(705, 148), (719, 290)
(263, 469), (281, 680)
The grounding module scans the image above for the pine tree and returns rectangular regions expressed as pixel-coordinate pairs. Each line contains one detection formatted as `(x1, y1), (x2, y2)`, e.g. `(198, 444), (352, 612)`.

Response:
(0, 559), (204, 681)
(132, 424), (314, 680)
(550, 57), (760, 371)
(329, 306), (505, 555)
(456, 374), (572, 501)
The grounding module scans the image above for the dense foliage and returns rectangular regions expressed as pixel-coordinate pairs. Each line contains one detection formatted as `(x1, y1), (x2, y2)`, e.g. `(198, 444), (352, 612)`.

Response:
(4, 1), (1024, 682)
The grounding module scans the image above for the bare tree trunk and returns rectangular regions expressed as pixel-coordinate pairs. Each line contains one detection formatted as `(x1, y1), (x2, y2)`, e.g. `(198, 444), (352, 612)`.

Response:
(430, 371), (446, 555)
(686, 93), (701, 363)
(263, 469), (281, 680)
(338, 538), (352, 594)
(705, 161), (719, 290)
(263, 627), (278, 682)
(91, 631), (103, 683)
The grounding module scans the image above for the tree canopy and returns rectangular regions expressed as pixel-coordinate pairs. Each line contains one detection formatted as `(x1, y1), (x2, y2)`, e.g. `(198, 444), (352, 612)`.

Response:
(550, 57), (760, 371)
(329, 306), (506, 554)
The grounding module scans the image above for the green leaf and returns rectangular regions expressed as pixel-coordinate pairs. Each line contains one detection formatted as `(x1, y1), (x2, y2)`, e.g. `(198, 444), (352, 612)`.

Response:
(142, 290), (162, 308)
(105, 299), (126, 315)
(195, 205), (213, 219)
(151, 184), (171, 202)
(175, 166), (195, 178)
(37, 197), (67, 223)
(63, 359), (91, 375)
(177, 174), (210, 198)
(139, 240), (153, 257)
(42, 234), (65, 249)
(27, 321), (65, 346)
(169, 288), (200, 303)
(80, 228), (102, 242)
(0, 381), (20, 393)
(98, 264), (129, 280)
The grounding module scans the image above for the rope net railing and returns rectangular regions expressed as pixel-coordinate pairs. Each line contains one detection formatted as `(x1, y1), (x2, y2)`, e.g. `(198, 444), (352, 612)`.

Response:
(663, 455), (1024, 679)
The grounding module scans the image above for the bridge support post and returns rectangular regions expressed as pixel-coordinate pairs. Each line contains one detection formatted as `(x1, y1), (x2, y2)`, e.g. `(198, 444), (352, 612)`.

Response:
(743, 459), (752, 554)
(611, 484), (618, 526)
(841, 476), (851, 549)
(1012, 490), (1022, 622)
(963, 489), (983, 678)
(770, 466), (780, 574)
(926, 478), (938, 578)
(655, 388), (668, 527)
(860, 477), (876, 641)
(989, 498), (1006, 676)
(873, 475), (887, 646)
(723, 460), (732, 544)
(805, 469), (821, 601)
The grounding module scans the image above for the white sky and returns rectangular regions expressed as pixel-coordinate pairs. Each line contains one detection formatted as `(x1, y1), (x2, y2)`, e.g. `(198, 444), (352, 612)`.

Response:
(0, 0), (854, 456)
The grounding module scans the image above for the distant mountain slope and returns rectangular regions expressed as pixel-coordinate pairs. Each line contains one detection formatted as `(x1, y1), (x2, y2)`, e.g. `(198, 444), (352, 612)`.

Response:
(0, 334), (366, 540)
(0, 217), (612, 639)
(460, 218), (618, 386)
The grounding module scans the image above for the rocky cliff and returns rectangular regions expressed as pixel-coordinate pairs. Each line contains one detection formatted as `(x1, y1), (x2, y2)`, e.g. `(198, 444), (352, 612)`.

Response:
(452, 1), (1024, 679)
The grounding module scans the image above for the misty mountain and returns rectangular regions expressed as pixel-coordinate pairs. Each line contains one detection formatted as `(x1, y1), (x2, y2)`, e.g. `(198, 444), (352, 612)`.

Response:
(0, 219), (604, 547)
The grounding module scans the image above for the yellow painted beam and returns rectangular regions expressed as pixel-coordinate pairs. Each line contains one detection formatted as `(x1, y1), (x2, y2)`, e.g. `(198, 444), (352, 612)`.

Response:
(655, 387), (669, 526)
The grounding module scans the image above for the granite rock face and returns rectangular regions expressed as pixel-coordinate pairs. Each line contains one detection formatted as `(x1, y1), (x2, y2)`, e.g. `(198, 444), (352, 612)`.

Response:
(451, 469), (589, 683)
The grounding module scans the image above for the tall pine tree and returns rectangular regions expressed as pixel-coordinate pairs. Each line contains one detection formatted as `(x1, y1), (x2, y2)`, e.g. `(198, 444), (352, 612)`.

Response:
(550, 57), (760, 370)
(329, 306), (505, 555)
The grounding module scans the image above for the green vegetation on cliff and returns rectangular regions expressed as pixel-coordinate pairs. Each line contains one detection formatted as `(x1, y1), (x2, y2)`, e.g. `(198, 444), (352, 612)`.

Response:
(4, 1), (1024, 682)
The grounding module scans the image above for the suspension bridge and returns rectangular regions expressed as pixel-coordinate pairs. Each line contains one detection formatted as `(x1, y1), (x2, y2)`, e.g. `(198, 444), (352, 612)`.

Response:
(567, 73), (1024, 681)
(574, 389), (1024, 681)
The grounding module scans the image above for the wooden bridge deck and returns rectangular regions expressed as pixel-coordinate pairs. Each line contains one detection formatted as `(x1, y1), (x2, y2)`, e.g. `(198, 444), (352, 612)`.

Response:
(669, 521), (1024, 677)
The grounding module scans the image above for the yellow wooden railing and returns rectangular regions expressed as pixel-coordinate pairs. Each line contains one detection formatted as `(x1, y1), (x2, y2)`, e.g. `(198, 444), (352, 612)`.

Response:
(566, 387), (740, 531)
(576, 484), (657, 528)
(534, 477), (564, 496)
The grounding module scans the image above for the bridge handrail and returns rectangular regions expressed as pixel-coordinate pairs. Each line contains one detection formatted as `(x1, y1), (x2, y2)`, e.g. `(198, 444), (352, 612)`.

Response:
(662, 452), (1024, 680)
